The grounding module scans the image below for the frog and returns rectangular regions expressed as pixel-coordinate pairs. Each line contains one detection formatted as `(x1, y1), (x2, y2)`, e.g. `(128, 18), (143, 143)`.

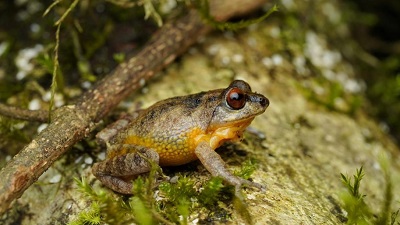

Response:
(92, 80), (269, 194)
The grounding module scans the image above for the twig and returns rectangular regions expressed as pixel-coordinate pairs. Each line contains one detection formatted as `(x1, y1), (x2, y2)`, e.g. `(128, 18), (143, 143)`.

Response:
(0, 0), (266, 214)
(0, 103), (48, 123)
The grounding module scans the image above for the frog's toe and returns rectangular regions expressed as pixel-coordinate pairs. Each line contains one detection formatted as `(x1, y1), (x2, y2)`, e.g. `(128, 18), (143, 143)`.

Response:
(239, 178), (266, 191)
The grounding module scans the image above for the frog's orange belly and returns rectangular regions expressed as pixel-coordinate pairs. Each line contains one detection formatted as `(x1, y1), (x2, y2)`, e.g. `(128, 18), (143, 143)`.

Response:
(124, 128), (205, 166)
(158, 151), (198, 166)
(144, 137), (200, 166)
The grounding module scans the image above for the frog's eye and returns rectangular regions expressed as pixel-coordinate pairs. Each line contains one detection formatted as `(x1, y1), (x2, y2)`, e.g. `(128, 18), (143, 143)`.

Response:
(226, 87), (246, 110)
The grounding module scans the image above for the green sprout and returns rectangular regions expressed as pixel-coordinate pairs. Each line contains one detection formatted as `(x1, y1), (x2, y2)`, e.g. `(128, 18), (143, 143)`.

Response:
(341, 166), (365, 199)
(340, 166), (373, 225)
(340, 163), (399, 225)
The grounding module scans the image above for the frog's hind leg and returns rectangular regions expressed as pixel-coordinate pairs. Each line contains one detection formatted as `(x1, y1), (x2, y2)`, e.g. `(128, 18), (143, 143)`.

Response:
(92, 147), (159, 194)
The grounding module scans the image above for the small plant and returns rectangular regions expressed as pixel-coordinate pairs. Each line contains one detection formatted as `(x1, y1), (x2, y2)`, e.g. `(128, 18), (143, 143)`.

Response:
(340, 163), (399, 225)
(340, 166), (373, 225)
(341, 166), (365, 199)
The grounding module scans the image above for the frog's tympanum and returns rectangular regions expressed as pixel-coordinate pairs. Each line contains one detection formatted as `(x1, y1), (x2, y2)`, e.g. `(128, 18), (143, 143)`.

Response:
(92, 80), (269, 194)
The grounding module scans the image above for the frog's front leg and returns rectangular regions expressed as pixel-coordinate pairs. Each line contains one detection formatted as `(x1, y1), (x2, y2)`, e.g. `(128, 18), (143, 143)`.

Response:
(92, 147), (159, 194)
(194, 141), (265, 194)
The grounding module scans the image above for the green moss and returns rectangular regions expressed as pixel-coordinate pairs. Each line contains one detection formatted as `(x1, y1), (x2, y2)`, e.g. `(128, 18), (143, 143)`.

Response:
(198, 177), (224, 206)
(158, 175), (230, 224)
(234, 159), (258, 180)
(69, 177), (134, 225)
(130, 196), (154, 225)
(68, 201), (101, 225)
(113, 53), (126, 64)
(71, 156), (261, 224)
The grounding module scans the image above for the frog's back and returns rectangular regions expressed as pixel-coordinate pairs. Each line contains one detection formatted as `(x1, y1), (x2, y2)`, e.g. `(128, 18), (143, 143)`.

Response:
(120, 90), (222, 166)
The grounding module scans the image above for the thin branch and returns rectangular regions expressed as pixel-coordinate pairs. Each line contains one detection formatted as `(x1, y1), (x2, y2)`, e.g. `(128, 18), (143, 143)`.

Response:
(0, 0), (266, 214)
(50, 0), (79, 116)
(0, 103), (48, 123)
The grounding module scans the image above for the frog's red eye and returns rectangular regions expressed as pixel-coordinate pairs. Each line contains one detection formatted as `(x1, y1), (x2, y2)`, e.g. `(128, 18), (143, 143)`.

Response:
(226, 87), (246, 110)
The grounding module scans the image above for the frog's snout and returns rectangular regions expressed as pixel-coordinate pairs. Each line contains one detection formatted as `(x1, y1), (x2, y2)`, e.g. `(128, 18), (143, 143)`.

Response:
(259, 96), (269, 108)
(250, 94), (269, 108)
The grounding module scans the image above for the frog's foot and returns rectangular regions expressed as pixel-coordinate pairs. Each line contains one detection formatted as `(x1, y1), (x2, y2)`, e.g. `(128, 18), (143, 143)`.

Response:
(194, 141), (265, 192)
(234, 177), (265, 191)
(92, 149), (159, 194)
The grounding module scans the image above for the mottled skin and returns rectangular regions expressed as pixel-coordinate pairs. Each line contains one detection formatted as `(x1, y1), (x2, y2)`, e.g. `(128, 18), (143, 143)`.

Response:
(92, 80), (269, 194)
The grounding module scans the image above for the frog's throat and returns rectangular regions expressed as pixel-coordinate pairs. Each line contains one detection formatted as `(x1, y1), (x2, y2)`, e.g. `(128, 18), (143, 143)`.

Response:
(195, 118), (254, 149)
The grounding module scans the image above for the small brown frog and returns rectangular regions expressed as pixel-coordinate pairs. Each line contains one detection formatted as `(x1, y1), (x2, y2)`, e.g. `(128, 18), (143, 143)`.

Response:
(92, 80), (269, 194)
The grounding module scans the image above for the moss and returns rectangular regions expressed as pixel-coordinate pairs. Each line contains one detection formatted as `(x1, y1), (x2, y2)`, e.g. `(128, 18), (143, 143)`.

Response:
(68, 201), (102, 225)
(69, 177), (134, 225)
(70, 155), (261, 224)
